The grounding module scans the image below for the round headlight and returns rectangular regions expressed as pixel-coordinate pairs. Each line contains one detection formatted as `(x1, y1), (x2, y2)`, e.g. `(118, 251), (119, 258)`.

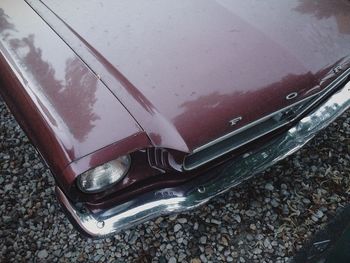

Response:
(77, 155), (131, 193)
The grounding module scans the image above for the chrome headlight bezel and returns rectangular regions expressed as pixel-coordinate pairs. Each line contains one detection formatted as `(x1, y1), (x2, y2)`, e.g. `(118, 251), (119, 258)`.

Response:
(77, 155), (131, 194)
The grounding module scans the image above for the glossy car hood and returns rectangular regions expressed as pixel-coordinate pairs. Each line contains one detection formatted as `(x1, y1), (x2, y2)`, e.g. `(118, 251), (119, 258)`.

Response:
(32, 0), (350, 152)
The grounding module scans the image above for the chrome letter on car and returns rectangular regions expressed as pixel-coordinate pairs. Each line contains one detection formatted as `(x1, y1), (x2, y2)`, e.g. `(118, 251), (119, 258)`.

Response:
(229, 116), (243, 126)
(286, 92), (298, 100)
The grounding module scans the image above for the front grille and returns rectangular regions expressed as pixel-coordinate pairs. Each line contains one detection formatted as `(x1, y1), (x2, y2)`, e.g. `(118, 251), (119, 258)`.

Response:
(184, 69), (350, 171)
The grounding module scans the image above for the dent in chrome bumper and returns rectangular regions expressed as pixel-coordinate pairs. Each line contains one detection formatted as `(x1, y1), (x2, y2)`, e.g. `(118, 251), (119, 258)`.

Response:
(56, 80), (350, 238)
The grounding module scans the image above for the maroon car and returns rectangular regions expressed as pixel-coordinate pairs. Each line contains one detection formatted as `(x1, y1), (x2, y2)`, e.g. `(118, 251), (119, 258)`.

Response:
(0, 0), (349, 237)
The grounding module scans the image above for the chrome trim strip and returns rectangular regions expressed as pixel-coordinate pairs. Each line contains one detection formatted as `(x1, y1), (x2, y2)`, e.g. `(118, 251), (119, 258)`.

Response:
(193, 68), (350, 154)
(194, 95), (313, 154)
(57, 80), (350, 238)
(183, 69), (350, 170)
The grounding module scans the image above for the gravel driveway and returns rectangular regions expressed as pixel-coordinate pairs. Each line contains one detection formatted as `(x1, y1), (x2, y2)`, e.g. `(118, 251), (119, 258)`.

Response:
(0, 96), (349, 263)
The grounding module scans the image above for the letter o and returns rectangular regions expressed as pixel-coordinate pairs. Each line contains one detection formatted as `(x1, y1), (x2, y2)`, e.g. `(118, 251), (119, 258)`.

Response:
(286, 92), (298, 100)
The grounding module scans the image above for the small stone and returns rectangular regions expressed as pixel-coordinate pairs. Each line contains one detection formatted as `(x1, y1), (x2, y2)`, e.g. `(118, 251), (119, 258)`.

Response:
(302, 198), (311, 204)
(211, 219), (221, 225)
(282, 206), (290, 215)
(168, 257), (177, 263)
(246, 210), (256, 217)
(155, 217), (164, 224)
(220, 236), (229, 246)
(200, 254), (208, 263)
(222, 214), (231, 222)
(246, 234), (254, 241)
(271, 199), (279, 208)
(234, 214), (241, 223)
(174, 224), (182, 233)
(256, 234), (264, 241)
(205, 246), (213, 256)
(166, 244), (173, 250)
(53, 249), (61, 257)
(37, 250), (48, 259)
(264, 238), (272, 249)
(4, 184), (12, 192)
(314, 210), (324, 219)
(169, 215), (177, 221)
(265, 183), (274, 191)
(253, 248), (262, 255)
(2, 216), (12, 223)
(227, 256), (234, 262)
(200, 236), (207, 244)
(159, 256), (167, 263)
(23, 162), (30, 168)
(311, 215), (319, 222)
(177, 218), (187, 224)
(178, 253), (186, 262)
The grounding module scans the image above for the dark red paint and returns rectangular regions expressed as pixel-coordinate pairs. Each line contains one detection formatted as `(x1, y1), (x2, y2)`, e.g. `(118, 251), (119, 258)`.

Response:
(33, 0), (350, 151)
(0, 0), (349, 206)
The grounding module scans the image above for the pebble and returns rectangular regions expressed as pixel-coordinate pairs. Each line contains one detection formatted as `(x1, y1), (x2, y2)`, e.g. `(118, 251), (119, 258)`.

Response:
(174, 224), (182, 233)
(246, 210), (256, 217)
(311, 215), (319, 222)
(265, 183), (274, 191)
(200, 254), (208, 263)
(2, 216), (11, 223)
(303, 198), (311, 204)
(178, 253), (186, 262)
(211, 219), (221, 225)
(220, 236), (229, 246)
(314, 210), (324, 219)
(177, 218), (187, 224)
(227, 256), (234, 262)
(37, 250), (48, 259)
(270, 199), (280, 208)
(264, 238), (272, 249)
(200, 236), (207, 245)
(253, 248), (262, 255)
(246, 234), (254, 241)
(250, 224), (257, 231)
(234, 214), (242, 223)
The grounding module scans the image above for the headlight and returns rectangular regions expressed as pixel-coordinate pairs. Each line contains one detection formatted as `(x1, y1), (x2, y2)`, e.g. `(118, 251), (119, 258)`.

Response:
(77, 155), (131, 193)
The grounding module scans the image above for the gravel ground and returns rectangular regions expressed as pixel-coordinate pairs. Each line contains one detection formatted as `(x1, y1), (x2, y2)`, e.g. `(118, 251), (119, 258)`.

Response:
(0, 95), (349, 263)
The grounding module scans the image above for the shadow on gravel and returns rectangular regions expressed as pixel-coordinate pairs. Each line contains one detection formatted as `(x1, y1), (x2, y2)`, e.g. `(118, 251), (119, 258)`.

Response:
(293, 205), (350, 263)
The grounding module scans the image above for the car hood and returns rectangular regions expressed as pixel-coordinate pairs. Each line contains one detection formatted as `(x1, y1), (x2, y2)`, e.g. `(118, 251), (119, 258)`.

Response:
(30, 0), (350, 152)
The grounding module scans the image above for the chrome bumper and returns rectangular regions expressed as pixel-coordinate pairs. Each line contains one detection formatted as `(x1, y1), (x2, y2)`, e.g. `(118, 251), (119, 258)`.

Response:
(56, 80), (350, 238)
